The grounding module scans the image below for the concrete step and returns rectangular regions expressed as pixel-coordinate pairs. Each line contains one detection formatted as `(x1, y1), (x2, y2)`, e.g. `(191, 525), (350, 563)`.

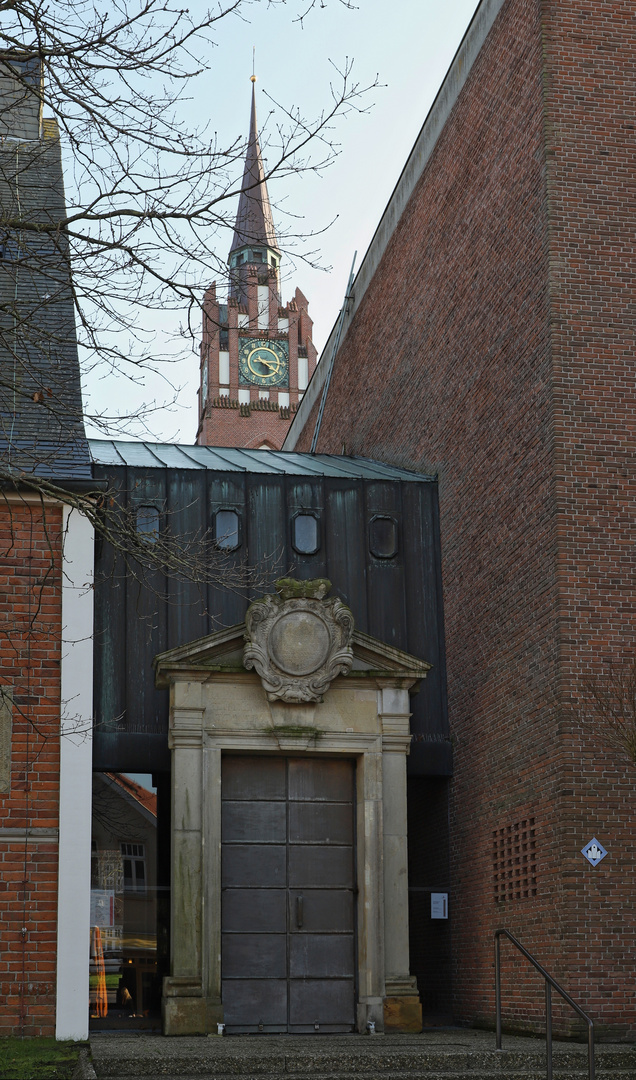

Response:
(94, 1071), (634, 1080)
(89, 1033), (636, 1080)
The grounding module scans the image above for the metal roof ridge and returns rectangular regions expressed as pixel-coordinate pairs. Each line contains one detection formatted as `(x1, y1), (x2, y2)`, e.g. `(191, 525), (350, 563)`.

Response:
(88, 438), (436, 481)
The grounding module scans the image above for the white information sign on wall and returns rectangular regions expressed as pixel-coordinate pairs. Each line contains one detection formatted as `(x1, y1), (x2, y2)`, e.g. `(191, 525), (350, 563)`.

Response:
(90, 889), (115, 927)
(431, 892), (448, 919)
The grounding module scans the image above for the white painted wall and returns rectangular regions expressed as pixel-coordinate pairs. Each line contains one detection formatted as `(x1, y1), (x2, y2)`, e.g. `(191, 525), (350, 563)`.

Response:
(56, 507), (95, 1041)
(238, 389), (250, 405)
(298, 355), (309, 391)
(257, 285), (270, 330)
(218, 351), (230, 385)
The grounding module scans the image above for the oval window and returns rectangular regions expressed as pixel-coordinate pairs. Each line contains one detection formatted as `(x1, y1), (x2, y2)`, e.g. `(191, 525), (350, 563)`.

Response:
(292, 513), (319, 555)
(136, 505), (159, 543)
(369, 515), (398, 559)
(215, 509), (240, 551)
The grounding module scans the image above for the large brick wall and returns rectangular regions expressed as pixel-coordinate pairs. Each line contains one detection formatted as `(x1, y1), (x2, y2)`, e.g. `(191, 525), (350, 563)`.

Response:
(291, 0), (635, 1035)
(0, 499), (63, 1037)
(540, 0), (636, 1030)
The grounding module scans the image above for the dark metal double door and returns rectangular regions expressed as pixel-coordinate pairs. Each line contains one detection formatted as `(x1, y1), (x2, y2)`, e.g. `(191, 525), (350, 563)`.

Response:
(221, 756), (356, 1033)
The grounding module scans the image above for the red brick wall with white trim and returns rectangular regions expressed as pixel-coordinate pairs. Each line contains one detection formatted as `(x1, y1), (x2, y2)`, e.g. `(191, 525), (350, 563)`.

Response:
(0, 501), (63, 1037)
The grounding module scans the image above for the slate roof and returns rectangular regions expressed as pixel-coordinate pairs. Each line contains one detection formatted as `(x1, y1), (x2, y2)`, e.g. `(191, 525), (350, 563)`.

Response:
(89, 439), (435, 482)
(0, 58), (90, 480)
(228, 82), (280, 258)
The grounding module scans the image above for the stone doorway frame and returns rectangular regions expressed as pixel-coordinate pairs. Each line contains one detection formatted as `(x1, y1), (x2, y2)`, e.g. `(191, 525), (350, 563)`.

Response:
(154, 618), (431, 1036)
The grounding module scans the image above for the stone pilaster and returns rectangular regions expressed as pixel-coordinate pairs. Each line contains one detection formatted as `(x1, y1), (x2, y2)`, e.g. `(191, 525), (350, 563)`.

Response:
(163, 686), (206, 1035)
(379, 686), (422, 1033)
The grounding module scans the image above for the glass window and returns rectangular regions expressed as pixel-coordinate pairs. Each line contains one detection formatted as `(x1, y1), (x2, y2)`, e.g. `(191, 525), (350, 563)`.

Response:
(90, 772), (163, 1030)
(136, 505), (159, 543)
(215, 509), (240, 551)
(121, 842), (147, 893)
(293, 513), (320, 555)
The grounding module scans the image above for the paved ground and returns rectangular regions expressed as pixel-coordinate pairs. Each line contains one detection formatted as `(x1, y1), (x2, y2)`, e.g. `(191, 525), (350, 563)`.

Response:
(88, 1028), (635, 1078)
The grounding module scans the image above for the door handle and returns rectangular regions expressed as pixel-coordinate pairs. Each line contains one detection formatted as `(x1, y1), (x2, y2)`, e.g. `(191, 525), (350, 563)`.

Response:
(296, 895), (304, 929)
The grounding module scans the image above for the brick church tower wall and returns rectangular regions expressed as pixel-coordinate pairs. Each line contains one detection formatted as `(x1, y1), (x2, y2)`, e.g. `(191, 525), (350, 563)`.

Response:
(196, 84), (318, 449)
(540, 0), (636, 1028)
(288, 0), (635, 1036)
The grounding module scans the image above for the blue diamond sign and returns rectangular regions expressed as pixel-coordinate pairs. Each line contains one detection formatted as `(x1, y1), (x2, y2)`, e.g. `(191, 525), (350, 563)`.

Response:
(581, 838), (607, 867)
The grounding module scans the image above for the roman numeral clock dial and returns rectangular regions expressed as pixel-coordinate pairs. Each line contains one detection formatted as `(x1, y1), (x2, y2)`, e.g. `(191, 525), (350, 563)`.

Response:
(238, 338), (289, 387)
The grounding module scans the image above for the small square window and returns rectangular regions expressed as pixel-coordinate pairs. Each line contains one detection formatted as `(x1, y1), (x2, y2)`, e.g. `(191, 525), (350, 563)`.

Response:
(369, 515), (398, 559)
(292, 513), (320, 555)
(136, 505), (159, 543)
(215, 509), (240, 551)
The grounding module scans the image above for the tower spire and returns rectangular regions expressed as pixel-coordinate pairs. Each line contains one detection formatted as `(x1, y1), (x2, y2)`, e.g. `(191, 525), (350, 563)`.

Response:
(228, 77), (280, 266)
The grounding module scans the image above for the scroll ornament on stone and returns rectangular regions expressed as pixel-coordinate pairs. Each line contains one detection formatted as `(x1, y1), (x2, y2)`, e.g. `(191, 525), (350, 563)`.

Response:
(243, 579), (354, 702)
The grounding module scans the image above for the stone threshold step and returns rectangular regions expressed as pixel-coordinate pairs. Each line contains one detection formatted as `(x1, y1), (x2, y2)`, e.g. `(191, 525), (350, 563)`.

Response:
(88, 1055), (636, 1074)
(93, 1073), (636, 1080)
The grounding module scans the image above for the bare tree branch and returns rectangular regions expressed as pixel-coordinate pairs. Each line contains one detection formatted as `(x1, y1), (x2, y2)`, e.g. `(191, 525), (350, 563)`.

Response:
(578, 653), (636, 769)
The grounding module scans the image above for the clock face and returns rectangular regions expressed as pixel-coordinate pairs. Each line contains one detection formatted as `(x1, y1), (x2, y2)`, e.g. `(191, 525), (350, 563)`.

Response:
(239, 338), (289, 387)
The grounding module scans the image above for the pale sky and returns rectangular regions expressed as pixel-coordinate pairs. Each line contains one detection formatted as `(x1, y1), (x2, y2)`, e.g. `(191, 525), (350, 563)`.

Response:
(81, 0), (481, 443)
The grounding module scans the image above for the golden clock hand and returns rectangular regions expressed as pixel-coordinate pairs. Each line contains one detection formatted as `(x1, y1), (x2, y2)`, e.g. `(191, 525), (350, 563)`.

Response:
(255, 356), (279, 370)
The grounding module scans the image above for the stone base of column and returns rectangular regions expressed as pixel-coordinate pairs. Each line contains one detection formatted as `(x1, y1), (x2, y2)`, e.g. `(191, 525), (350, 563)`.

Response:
(357, 996), (385, 1033)
(383, 976), (422, 1033)
(162, 977), (223, 1035)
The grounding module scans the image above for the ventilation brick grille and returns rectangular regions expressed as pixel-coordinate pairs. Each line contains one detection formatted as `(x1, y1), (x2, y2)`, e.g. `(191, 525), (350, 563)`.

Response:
(493, 818), (537, 902)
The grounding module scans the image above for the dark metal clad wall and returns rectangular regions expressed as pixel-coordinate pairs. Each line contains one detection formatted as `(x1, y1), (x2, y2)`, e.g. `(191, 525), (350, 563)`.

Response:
(92, 460), (449, 776)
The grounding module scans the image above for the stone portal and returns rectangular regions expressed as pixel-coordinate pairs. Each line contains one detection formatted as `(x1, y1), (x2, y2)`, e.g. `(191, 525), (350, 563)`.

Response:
(154, 580), (430, 1035)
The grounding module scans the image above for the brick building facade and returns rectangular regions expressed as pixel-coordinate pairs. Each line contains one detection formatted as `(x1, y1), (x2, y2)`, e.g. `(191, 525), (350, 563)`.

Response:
(285, 0), (635, 1037)
(196, 81), (318, 450)
(0, 55), (95, 1040)
(0, 500), (62, 1037)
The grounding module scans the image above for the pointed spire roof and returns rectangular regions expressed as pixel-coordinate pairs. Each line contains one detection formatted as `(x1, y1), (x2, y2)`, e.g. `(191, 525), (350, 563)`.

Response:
(229, 80), (280, 259)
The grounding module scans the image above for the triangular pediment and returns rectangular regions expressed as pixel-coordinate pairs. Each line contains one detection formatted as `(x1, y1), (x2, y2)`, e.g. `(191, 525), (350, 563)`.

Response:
(154, 622), (431, 687)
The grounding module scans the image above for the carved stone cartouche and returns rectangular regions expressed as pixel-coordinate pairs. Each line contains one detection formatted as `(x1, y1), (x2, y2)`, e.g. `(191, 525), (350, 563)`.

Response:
(243, 578), (354, 702)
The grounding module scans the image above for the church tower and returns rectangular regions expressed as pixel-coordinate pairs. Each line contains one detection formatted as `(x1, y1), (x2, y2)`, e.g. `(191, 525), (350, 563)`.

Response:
(196, 78), (318, 450)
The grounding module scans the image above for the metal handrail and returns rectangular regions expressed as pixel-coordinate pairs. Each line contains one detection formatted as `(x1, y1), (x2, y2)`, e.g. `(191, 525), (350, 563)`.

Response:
(495, 928), (595, 1080)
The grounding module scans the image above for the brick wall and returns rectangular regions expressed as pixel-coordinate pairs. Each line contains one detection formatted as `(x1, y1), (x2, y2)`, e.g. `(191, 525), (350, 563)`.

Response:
(292, 0), (635, 1035)
(0, 500), (63, 1037)
(541, 0), (636, 1031)
(201, 398), (300, 450)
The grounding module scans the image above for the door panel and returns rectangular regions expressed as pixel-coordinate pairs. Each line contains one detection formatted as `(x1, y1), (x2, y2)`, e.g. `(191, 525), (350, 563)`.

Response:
(221, 756), (355, 1033)
(288, 758), (353, 801)
(221, 801), (286, 843)
(223, 979), (287, 1027)
(289, 979), (355, 1027)
(222, 889), (286, 932)
(289, 889), (353, 932)
(288, 845), (354, 888)
(222, 844), (286, 888)
(289, 801), (354, 844)
(222, 932), (286, 978)
(289, 934), (355, 977)
(222, 756), (286, 800)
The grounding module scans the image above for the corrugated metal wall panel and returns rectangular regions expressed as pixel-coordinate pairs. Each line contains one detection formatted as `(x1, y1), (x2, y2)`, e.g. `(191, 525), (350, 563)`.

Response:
(92, 466), (449, 776)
